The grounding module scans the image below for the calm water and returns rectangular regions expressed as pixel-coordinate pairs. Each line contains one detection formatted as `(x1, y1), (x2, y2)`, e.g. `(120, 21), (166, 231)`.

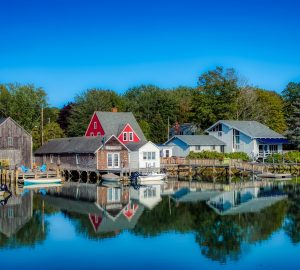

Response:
(1, 180), (300, 269)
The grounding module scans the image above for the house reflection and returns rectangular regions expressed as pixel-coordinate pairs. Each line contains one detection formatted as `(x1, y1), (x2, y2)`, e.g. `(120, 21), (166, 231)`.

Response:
(130, 184), (162, 210)
(0, 192), (33, 238)
(207, 186), (287, 215)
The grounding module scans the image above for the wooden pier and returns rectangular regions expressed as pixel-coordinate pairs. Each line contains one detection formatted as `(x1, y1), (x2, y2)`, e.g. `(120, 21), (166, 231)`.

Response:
(161, 158), (300, 178)
(0, 168), (62, 184)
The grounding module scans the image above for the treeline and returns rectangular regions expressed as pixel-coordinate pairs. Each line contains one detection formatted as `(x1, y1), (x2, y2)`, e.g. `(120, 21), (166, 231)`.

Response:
(1, 66), (300, 149)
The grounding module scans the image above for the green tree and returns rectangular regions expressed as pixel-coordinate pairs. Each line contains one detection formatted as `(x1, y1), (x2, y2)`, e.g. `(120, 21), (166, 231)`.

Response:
(0, 83), (47, 132)
(124, 85), (177, 142)
(282, 82), (300, 147)
(192, 66), (240, 129)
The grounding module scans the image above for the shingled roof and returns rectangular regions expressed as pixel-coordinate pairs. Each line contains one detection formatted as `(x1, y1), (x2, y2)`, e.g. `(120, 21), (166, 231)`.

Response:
(95, 111), (146, 141)
(35, 136), (103, 154)
(208, 120), (285, 138)
(166, 135), (226, 146)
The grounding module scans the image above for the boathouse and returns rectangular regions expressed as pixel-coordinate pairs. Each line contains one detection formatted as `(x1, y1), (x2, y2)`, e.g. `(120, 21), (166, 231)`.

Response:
(161, 135), (226, 157)
(206, 120), (289, 159)
(0, 117), (32, 169)
(34, 135), (129, 172)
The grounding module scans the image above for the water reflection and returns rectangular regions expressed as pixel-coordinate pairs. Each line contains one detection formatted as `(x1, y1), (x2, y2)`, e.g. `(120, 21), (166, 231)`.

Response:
(1, 180), (300, 266)
(207, 186), (287, 215)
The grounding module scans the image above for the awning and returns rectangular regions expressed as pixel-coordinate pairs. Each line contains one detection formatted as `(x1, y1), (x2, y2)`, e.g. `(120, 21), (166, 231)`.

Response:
(257, 138), (290, 144)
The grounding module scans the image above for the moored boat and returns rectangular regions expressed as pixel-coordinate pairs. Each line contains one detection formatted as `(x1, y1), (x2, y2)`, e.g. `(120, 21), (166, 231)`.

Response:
(101, 173), (121, 182)
(24, 178), (62, 185)
(137, 172), (166, 184)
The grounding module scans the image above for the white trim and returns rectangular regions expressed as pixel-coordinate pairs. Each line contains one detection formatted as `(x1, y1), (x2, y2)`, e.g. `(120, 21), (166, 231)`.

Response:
(107, 152), (120, 168)
(94, 122), (97, 129)
(129, 132), (134, 141)
(123, 132), (128, 141)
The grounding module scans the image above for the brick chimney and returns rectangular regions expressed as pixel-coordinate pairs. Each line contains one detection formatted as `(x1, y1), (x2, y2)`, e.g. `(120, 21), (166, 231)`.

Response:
(111, 107), (118, 113)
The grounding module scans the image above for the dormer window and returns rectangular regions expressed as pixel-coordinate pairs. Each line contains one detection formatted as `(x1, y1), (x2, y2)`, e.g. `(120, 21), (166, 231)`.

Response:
(129, 132), (133, 141)
(123, 132), (128, 141)
(94, 122), (97, 129)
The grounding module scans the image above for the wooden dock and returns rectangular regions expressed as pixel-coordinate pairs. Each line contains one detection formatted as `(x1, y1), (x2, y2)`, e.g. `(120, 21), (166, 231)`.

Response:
(0, 168), (62, 184)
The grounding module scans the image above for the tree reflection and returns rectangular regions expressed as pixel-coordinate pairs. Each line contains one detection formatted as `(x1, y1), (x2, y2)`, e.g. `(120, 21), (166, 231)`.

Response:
(284, 187), (300, 244)
(133, 196), (288, 263)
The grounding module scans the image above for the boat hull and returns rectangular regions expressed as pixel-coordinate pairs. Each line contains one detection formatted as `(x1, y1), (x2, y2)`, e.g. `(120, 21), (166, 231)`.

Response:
(24, 178), (62, 185)
(138, 174), (166, 184)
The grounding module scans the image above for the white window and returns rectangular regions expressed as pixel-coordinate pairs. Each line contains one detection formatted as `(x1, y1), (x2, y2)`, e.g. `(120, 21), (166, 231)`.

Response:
(107, 153), (120, 168)
(233, 129), (240, 150)
(75, 154), (80, 165)
(123, 132), (128, 141)
(97, 132), (101, 136)
(107, 188), (121, 202)
(195, 146), (201, 150)
(143, 152), (156, 160)
(90, 132), (94, 136)
(94, 122), (97, 129)
(129, 132), (133, 141)
(7, 137), (13, 146)
(165, 150), (170, 158)
(212, 145), (216, 150)
(143, 187), (156, 198)
(50, 154), (54, 164)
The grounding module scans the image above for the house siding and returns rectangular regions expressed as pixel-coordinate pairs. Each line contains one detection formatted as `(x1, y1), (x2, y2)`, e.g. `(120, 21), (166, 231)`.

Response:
(0, 118), (32, 169)
(35, 153), (97, 171)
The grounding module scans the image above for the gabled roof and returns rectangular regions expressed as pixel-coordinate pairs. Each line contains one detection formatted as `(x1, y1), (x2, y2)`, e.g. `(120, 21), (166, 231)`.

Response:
(0, 117), (7, 125)
(126, 141), (148, 151)
(35, 136), (103, 154)
(94, 111), (146, 141)
(0, 117), (32, 137)
(165, 135), (226, 146)
(207, 120), (285, 139)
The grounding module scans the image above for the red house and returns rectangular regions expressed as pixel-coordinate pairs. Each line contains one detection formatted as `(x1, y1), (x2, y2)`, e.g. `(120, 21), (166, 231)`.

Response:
(85, 110), (146, 144)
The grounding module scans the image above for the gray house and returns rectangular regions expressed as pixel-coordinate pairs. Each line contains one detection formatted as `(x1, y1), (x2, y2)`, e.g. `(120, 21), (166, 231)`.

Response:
(206, 120), (288, 159)
(0, 117), (32, 169)
(162, 135), (226, 157)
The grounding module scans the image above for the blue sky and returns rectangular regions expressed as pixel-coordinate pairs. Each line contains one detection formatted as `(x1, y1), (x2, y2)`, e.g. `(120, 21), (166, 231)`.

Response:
(1, 0), (300, 107)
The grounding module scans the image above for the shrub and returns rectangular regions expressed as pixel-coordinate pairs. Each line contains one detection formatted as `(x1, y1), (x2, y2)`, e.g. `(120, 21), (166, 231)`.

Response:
(187, 151), (224, 160)
(187, 151), (250, 161)
(266, 151), (300, 163)
(224, 152), (250, 161)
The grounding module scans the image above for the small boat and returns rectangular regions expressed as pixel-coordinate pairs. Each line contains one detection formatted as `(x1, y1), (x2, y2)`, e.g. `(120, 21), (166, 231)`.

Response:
(101, 173), (121, 182)
(24, 178), (62, 185)
(138, 172), (167, 184)
(257, 173), (292, 180)
(23, 183), (62, 190)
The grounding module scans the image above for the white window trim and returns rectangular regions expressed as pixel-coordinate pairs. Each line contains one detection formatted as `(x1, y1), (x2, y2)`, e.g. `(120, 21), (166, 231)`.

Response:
(94, 122), (97, 129)
(129, 132), (134, 141)
(123, 132), (128, 141)
(90, 132), (94, 136)
(8, 137), (13, 146)
(50, 154), (54, 164)
(107, 152), (120, 168)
